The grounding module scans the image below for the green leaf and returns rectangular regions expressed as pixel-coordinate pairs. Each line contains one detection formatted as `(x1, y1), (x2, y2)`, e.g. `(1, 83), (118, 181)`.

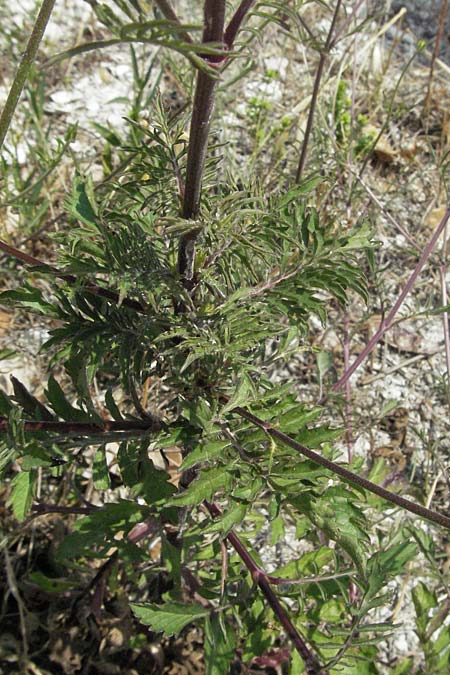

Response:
(131, 601), (209, 636)
(206, 502), (248, 535)
(319, 598), (346, 622)
(390, 658), (414, 675)
(93, 447), (111, 490)
(291, 488), (369, 578)
(220, 373), (255, 415)
(11, 377), (54, 420)
(136, 458), (176, 503)
(296, 425), (342, 448)
(182, 438), (231, 470)
(367, 542), (417, 592)
(162, 535), (181, 585)
(7, 471), (35, 521)
(45, 375), (91, 422)
(276, 546), (335, 580)
(28, 571), (74, 593)
(58, 500), (146, 560)
(316, 350), (333, 380)
(0, 390), (13, 416)
(0, 285), (57, 315)
(0, 348), (16, 360)
(412, 581), (437, 634)
(181, 398), (215, 432)
(279, 176), (323, 207)
(204, 614), (236, 675)
(105, 389), (124, 421)
(171, 467), (231, 507)
(65, 174), (99, 230)
(21, 443), (55, 469)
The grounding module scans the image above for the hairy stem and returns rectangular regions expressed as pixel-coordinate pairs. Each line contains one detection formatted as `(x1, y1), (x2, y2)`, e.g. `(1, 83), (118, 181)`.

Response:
(0, 0), (56, 151)
(178, 0), (226, 287)
(231, 404), (450, 530)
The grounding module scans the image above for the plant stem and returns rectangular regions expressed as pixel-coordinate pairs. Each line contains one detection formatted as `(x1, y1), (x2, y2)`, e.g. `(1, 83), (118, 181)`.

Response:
(332, 207), (450, 391)
(32, 504), (97, 515)
(0, 0), (56, 151)
(153, 0), (194, 44)
(295, 0), (342, 183)
(224, 0), (255, 48)
(0, 418), (161, 434)
(439, 220), (450, 407)
(342, 311), (354, 462)
(178, 0), (226, 287)
(424, 0), (449, 114)
(349, 169), (420, 250)
(205, 500), (328, 675)
(0, 239), (146, 312)
(230, 404), (450, 530)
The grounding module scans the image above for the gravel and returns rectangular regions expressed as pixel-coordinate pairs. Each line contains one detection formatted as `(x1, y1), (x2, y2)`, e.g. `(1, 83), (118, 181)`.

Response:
(385, 0), (450, 63)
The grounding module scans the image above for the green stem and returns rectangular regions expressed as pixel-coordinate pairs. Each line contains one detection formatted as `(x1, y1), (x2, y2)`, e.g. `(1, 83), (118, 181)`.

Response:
(0, 0), (56, 151)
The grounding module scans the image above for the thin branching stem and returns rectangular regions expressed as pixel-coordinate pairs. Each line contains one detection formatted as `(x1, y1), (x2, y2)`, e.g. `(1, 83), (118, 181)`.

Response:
(0, 418), (160, 434)
(424, 0), (449, 114)
(153, 0), (194, 44)
(439, 225), (450, 407)
(332, 207), (450, 391)
(295, 0), (342, 183)
(205, 500), (328, 675)
(342, 311), (354, 462)
(230, 404), (450, 529)
(349, 169), (420, 250)
(0, 0), (56, 151)
(0, 239), (146, 312)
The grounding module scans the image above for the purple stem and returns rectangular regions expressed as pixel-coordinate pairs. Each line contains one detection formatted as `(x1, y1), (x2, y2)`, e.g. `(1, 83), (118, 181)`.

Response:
(296, 0), (342, 183)
(0, 239), (146, 313)
(231, 404), (450, 530)
(205, 500), (328, 674)
(342, 312), (354, 462)
(178, 1), (226, 290)
(153, 0), (194, 44)
(32, 504), (98, 515)
(332, 207), (450, 392)
(331, 0), (369, 46)
(0, 417), (161, 434)
(224, 0), (255, 48)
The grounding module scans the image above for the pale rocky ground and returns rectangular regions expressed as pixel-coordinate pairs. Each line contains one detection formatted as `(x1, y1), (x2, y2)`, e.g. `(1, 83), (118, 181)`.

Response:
(1, 1), (450, 673)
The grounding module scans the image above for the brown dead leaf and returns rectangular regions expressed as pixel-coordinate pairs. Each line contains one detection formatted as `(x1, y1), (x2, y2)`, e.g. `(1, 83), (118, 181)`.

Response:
(0, 310), (12, 335)
(426, 205), (448, 230)
(363, 316), (435, 355)
(164, 446), (183, 487)
(363, 125), (397, 164)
